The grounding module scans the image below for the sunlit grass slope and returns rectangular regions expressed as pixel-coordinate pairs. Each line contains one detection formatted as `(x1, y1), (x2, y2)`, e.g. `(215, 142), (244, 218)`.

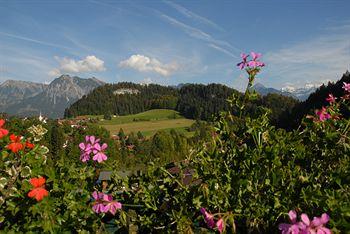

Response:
(93, 109), (195, 137)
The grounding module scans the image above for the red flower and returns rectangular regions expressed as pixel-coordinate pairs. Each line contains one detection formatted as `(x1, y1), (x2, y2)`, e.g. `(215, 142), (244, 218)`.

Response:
(25, 141), (35, 149)
(0, 119), (9, 139)
(28, 177), (49, 201)
(6, 134), (24, 153)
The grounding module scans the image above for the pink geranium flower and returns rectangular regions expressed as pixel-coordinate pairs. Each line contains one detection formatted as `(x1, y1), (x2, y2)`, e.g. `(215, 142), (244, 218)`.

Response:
(326, 94), (336, 104)
(279, 211), (331, 234)
(343, 82), (350, 92)
(92, 203), (105, 213)
(79, 135), (108, 163)
(103, 200), (122, 215)
(316, 107), (331, 122)
(279, 210), (300, 234)
(300, 213), (331, 234)
(216, 218), (224, 233)
(92, 143), (108, 163)
(251, 51), (261, 60)
(247, 51), (265, 68)
(91, 191), (122, 215)
(86, 135), (100, 146)
(237, 53), (249, 70)
(200, 208), (215, 229)
(79, 142), (92, 162)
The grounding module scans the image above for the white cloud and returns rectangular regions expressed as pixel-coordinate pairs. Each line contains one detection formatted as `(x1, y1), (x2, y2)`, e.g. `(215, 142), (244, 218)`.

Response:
(49, 55), (106, 77)
(160, 14), (240, 57)
(48, 68), (61, 77)
(208, 44), (237, 58)
(119, 54), (178, 76)
(264, 30), (350, 88)
(140, 77), (153, 85)
(163, 1), (224, 31)
(0, 31), (72, 50)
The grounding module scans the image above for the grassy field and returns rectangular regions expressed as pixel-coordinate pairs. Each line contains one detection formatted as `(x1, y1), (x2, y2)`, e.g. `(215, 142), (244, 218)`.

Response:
(94, 109), (195, 137)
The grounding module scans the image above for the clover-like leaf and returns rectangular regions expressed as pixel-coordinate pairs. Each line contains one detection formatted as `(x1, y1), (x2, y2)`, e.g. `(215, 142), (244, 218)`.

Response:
(20, 166), (32, 178)
(8, 187), (18, 197)
(6, 166), (18, 177)
(40, 146), (50, 154)
(0, 177), (8, 189)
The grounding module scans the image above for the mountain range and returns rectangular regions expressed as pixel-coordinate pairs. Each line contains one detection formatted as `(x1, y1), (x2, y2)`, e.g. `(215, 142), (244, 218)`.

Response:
(0, 75), (104, 118)
(0, 75), (324, 118)
(252, 83), (317, 101)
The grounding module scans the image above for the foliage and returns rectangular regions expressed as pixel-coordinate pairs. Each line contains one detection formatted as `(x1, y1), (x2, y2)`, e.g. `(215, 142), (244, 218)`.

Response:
(105, 53), (349, 233)
(0, 52), (349, 233)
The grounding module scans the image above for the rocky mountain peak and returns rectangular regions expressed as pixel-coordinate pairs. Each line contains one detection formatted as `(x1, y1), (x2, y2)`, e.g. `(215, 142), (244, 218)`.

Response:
(0, 80), (47, 107)
(1, 75), (105, 118)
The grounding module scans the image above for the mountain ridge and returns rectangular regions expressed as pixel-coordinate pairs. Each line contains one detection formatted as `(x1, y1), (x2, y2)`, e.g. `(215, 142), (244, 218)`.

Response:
(252, 82), (317, 101)
(1, 75), (104, 118)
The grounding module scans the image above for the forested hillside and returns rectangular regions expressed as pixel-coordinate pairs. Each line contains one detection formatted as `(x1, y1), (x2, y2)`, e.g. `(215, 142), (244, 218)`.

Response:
(176, 83), (236, 119)
(65, 82), (299, 125)
(64, 82), (178, 117)
(278, 71), (350, 129)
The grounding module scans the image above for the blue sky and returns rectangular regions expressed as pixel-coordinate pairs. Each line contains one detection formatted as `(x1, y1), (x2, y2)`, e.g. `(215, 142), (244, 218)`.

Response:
(0, 0), (350, 90)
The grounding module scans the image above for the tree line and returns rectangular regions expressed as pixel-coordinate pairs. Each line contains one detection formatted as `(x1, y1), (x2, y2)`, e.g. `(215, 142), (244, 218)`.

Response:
(64, 82), (300, 127)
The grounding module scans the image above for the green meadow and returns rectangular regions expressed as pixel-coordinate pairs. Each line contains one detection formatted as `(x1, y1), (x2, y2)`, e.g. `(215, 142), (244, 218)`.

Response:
(94, 109), (195, 137)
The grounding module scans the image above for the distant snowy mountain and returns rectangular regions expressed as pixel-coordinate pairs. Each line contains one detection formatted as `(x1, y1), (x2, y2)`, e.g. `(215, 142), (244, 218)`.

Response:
(281, 84), (318, 101)
(252, 82), (319, 101)
(252, 83), (284, 96)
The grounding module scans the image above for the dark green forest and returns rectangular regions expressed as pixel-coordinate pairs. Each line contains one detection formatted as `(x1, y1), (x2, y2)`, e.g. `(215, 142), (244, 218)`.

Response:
(64, 82), (299, 126)
(65, 72), (350, 130)
(277, 72), (350, 129)
(64, 83), (178, 117)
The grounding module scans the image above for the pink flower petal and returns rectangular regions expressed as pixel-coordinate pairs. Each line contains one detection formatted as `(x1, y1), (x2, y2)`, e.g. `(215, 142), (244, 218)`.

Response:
(343, 82), (350, 92)
(90, 135), (95, 143)
(251, 52), (261, 60)
(92, 191), (98, 200)
(216, 218), (224, 233)
(318, 227), (331, 234)
(79, 142), (86, 150)
(301, 213), (310, 226)
(101, 143), (108, 150)
(288, 210), (297, 223)
(92, 203), (105, 213)
(241, 53), (248, 60)
(320, 213), (330, 224)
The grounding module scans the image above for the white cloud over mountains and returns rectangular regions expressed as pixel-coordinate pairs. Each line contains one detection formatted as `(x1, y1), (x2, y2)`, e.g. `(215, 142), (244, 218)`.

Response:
(264, 30), (350, 88)
(119, 54), (178, 76)
(140, 77), (153, 85)
(49, 55), (106, 77)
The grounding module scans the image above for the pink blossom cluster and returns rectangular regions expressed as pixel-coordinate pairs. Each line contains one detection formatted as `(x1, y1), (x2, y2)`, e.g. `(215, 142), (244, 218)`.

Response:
(92, 191), (122, 215)
(200, 208), (224, 233)
(315, 107), (331, 122)
(343, 82), (350, 92)
(315, 82), (350, 122)
(279, 210), (331, 234)
(79, 135), (108, 163)
(237, 52), (265, 70)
